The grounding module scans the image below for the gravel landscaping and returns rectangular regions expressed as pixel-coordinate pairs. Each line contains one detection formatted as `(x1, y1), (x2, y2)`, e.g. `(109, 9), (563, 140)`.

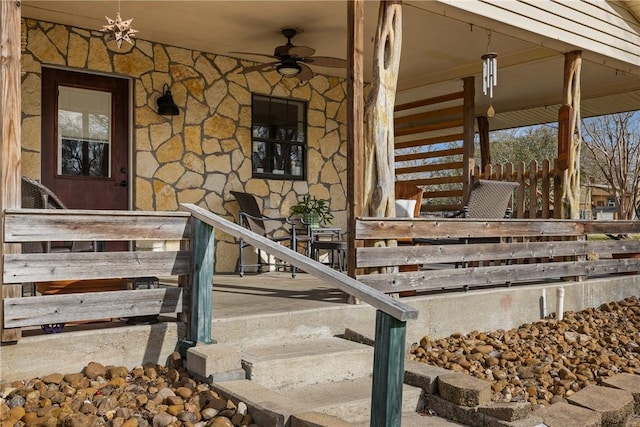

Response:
(409, 295), (640, 407)
(0, 356), (255, 427)
(1, 296), (639, 427)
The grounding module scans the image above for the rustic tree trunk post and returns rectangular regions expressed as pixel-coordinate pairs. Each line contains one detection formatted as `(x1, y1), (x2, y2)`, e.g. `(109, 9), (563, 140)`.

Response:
(363, 0), (402, 260)
(1, 0), (23, 342)
(347, 0), (365, 281)
(462, 76), (476, 203)
(556, 51), (582, 219)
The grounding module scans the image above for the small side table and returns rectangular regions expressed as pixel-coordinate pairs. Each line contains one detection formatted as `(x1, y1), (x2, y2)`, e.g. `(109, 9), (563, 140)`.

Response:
(312, 240), (347, 271)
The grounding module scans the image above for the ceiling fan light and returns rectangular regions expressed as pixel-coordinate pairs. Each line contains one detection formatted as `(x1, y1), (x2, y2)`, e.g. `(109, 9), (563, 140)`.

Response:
(277, 62), (301, 77)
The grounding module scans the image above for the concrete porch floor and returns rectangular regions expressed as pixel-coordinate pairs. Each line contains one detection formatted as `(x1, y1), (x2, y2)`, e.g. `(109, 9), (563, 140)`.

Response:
(210, 272), (351, 318)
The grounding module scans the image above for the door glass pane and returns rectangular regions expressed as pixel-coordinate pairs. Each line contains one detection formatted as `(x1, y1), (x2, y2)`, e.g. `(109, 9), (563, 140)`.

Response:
(57, 86), (111, 177)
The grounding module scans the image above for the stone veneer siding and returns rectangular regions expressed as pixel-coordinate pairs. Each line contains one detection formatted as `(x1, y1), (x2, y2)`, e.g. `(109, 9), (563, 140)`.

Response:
(20, 19), (348, 273)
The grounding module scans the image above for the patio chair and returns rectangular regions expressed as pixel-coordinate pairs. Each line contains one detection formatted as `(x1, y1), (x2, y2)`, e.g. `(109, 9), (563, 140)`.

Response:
(455, 179), (519, 219)
(231, 191), (298, 277)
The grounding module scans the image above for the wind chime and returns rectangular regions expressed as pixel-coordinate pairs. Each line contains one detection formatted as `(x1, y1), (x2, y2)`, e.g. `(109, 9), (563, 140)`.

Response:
(482, 31), (498, 117)
(101, 0), (138, 48)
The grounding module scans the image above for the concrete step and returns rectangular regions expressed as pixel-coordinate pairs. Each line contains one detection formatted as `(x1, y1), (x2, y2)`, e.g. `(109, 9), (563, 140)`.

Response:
(277, 376), (423, 424)
(212, 377), (424, 426)
(352, 410), (467, 427)
(241, 337), (374, 390)
(212, 306), (376, 347)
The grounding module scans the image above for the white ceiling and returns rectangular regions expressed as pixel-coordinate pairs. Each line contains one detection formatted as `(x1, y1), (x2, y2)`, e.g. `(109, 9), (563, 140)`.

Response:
(21, 1), (640, 130)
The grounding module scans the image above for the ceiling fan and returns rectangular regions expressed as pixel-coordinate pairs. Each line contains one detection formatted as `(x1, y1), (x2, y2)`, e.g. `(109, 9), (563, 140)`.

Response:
(232, 28), (347, 81)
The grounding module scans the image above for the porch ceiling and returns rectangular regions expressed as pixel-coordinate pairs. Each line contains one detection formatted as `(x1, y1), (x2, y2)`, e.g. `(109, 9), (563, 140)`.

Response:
(22, 0), (640, 131)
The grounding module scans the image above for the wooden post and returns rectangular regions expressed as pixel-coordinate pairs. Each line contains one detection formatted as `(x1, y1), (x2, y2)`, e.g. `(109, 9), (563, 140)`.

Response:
(188, 218), (214, 344)
(477, 115), (490, 171)
(363, 0), (402, 219)
(557, 51), (582, 219)
(1, 0), (22, 342)
(370, 310), (407, 427)
(462, 76), (475, 204)
(347, 0), (364, 280)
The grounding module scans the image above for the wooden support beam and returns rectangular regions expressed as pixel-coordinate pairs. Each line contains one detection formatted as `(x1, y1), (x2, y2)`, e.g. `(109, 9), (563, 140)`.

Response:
(477, 115), (490, 169)
(1, 0), (23, 342)
(394, 133), (464, 150)
(347, 0), (364, 279)
(395, 146), (463, 163)
(394, 91), (463, 112)
(462, 76), (475, 205)
(189, 218), (214, 344)
(557, 51), (582, 219)
(370, 310), (407, 427)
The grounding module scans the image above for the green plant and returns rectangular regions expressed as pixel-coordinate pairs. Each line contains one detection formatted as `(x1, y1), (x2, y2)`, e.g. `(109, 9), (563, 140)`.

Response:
(290, 194), (334, 226)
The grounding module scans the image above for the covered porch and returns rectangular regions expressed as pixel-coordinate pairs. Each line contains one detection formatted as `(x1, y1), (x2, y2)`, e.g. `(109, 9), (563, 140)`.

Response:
(2, 1), (640, 424)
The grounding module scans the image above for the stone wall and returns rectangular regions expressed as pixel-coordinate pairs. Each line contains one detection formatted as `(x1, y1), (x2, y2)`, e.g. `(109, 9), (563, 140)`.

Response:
(20, 19), (348, 272)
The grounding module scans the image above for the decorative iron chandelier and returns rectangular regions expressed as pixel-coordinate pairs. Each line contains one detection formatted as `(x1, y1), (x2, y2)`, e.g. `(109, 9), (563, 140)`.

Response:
(481, 31), (498, 117)
(101, 0), (138, 48)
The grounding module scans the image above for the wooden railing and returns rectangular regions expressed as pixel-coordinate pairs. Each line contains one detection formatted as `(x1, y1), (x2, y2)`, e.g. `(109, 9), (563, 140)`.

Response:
(179, 204), (418, 426)
(355, 217), (640, 294)
(2, 208), (213, 346)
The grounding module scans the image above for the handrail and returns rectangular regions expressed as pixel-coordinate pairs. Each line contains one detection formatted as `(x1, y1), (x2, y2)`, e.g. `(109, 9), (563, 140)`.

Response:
(180, 203), (419, 322)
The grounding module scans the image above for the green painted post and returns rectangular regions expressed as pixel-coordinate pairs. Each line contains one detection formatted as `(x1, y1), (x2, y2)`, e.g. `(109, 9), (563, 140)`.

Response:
(370, 310), (407, 427)
(189, 217), (214, 344)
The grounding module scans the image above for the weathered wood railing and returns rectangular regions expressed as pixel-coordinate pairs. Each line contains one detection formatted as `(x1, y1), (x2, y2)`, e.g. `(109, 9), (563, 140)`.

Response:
(179, 204), (419, 427)
(356, 217), (640, 294)
(2, 208), (214, 345)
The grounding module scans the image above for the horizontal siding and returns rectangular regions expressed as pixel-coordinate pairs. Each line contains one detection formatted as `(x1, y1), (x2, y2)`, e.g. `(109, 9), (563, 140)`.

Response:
(436, 0), (640, 68)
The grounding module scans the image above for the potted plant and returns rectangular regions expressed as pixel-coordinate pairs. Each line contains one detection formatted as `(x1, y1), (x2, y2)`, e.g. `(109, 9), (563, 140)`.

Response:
(290, 194), (334, 228)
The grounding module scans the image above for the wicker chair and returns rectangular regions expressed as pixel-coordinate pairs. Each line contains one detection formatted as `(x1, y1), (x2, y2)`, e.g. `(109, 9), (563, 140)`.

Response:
(457, 179), (519, 219)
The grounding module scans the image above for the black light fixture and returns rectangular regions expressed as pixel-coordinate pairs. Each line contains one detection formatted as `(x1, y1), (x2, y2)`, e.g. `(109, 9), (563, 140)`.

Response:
(157, 83), (179, 116)
(277, 60), (301, 77)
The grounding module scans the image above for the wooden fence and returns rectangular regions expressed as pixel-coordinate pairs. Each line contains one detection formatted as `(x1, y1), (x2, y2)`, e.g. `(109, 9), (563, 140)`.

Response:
(1, 208), (213, 345)
(355, 217), (640, 294)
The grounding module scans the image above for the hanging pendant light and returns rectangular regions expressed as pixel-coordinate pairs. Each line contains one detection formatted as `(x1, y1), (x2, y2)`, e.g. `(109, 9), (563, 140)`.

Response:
(101, 0), (138, 48)
(481, 31), (498, 117)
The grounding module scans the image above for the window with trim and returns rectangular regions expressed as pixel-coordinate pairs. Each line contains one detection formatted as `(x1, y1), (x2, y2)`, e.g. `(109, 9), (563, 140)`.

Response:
(251, 94), (306, 180)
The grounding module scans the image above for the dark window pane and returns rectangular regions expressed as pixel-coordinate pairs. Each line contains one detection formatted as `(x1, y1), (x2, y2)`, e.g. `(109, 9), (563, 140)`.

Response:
(61, 138), (109, 177)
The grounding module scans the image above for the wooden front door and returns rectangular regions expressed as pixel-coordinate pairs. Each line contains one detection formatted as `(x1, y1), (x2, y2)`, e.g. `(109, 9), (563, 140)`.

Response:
(41, 67), (129, 212)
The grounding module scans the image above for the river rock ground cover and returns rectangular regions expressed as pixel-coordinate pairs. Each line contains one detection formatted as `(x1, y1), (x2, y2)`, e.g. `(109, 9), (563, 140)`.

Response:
(0, 356), (254, 427)
(410, 296), (640, 407)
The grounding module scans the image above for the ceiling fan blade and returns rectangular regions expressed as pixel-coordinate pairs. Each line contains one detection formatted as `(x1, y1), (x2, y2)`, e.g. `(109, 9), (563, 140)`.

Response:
(303, 56), (347, 68)
(230, 51), (278, 60)
(297, 63), (314, 81)
(288, 45), (315, 58)
(240, 62), (278, 73)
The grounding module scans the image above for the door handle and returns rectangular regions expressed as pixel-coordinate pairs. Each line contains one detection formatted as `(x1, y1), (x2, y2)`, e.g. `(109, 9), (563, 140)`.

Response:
(116, 180), (128, 187)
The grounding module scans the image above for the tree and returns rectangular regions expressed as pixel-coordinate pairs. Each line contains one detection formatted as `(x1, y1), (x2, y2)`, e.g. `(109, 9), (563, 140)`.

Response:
(479, 125), (557, 165)
(581, 111), (640, 220)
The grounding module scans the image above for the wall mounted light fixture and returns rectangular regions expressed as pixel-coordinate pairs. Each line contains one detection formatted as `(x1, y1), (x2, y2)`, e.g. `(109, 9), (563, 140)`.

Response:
(157, 84), (179, 116)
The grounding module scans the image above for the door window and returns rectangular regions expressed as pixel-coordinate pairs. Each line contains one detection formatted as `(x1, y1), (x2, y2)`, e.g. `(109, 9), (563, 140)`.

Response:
(57, 86), (112, 177)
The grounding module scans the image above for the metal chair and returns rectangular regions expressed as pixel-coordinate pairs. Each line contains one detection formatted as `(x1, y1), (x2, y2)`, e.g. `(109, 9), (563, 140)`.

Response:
(231, 191), (298, 277)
